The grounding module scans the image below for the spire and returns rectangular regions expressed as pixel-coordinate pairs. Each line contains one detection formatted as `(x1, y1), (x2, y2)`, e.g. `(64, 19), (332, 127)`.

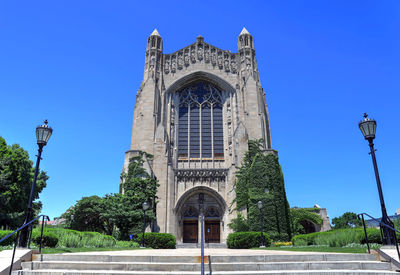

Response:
(239, 27), (251, 36)
(150, 29), (161, 37)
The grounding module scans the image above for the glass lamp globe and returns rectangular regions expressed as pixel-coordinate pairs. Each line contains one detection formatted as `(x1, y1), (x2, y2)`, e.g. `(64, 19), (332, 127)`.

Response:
(36, 120), (53, 146)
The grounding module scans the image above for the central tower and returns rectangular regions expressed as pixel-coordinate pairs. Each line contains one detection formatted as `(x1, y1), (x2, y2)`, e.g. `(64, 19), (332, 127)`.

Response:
(123, 28), (274, 243)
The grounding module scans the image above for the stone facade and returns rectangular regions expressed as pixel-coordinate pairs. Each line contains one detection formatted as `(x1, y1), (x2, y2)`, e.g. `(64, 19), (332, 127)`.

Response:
(123, 28), (274, 243)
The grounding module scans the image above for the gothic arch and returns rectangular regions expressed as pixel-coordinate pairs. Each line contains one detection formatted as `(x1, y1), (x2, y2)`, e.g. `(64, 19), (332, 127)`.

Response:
(165, 71), (236, 95)
(174, 185), (227, 214)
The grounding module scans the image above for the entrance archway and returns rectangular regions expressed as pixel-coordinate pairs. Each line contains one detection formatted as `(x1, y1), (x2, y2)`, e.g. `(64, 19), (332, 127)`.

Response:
(175, 186), (226, 243)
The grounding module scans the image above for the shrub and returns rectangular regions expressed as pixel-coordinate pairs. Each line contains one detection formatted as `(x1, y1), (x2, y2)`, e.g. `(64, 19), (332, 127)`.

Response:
(137, 233), (176, 249)
(31, 230), (59, 247)
(292, 228), (383, 247)
(227, 232), (271, 249)
(0, 230), (16, 246)
(33, 227), (117, 248)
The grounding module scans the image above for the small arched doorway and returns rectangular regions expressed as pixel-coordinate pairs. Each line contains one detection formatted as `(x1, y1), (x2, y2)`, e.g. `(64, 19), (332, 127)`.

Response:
(175, 187), (226, 243)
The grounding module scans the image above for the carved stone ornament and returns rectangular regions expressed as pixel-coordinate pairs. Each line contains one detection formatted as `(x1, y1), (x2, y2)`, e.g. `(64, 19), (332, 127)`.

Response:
(205, 207), (220, 218)
(176, 169), (228, 182)
(183, 206), (199, 218)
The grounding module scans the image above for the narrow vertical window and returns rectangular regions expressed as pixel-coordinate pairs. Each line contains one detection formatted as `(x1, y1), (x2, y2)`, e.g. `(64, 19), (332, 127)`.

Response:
(178, 105), (188, 158)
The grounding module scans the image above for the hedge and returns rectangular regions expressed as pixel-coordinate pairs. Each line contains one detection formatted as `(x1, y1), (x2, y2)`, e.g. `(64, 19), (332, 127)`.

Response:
(292, 228), (382, 247)
(227, 232), (271, 249)
(0, 230), (16, 246)
(31, 230), (59, 247)
(137, 233), (176, 249)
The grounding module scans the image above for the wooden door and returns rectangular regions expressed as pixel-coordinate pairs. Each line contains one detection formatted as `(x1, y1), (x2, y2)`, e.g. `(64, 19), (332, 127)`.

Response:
(205, 221), (220, 243)
(183, 220), (198, 243)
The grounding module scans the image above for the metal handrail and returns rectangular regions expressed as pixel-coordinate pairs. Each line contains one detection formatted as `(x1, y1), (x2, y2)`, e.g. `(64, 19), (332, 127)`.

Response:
(358, 212), (400, 261)
(1, 215), (50, 275)
(208, 254), (212, 275)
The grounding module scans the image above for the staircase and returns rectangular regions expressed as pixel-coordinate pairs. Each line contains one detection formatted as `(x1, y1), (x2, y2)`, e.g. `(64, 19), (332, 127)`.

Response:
(12, 252), (399, 274)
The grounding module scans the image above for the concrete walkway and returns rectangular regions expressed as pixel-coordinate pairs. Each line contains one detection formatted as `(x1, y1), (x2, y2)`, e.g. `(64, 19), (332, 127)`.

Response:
(0, 249), (31, 275)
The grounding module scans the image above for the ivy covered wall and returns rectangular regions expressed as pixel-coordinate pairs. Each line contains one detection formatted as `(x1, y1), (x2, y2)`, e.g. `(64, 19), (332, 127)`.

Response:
(232, 139), (292, 240)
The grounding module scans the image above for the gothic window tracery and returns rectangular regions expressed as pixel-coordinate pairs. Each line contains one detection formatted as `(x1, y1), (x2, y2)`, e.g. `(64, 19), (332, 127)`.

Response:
(178, 82), (224, 160)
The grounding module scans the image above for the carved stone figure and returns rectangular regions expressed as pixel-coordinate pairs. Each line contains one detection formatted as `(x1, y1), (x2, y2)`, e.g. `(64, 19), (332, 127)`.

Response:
(171, 59), (176, 73)
(211, 52), (217, 65)
(164, 59), (170, 74)
(205, 50), (210, 63)
(231, 61), (237, 73)
(184, 54), (189, 66)
(217, 55), (223, 69)
(177, 55), (183, 70)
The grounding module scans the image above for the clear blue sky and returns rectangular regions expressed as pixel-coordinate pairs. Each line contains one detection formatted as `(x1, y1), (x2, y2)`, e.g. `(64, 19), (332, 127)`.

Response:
(1, 1), (399, 223)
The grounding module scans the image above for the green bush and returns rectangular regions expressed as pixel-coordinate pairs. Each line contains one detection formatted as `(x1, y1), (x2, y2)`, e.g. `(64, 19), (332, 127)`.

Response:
(32, 227), (117, 248)
(137, 233), (176, 249)
(31, 230), (59, 247)
(292, 228), (383, 247)
(0, 230), (16, 246)
(227, 232), (271, 249)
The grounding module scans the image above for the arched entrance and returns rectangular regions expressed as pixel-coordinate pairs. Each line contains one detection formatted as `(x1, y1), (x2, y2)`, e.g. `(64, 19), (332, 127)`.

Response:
(175, 186), (226, 243)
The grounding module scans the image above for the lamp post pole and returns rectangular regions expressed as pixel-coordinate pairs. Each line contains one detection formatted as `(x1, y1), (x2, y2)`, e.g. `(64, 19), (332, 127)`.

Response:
(359, 113), (395, 245)
(258, 201), (265, 248)
(19, 120), (52, 248)
(199, 193), (205, 275)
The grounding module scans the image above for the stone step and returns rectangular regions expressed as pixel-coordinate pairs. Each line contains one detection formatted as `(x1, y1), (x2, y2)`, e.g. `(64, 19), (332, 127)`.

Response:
(176, 243), (228, 249)
(20, 260), (392, 272)
(35, 253), (379, 263)
(11, 269), (400, 275)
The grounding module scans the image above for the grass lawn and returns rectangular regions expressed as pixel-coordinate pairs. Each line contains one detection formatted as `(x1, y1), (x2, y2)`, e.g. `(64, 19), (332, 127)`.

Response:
(255, 246), (369, 253)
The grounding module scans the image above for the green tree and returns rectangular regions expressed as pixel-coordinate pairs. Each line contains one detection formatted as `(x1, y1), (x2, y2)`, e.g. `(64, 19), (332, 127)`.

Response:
(65, 195), (105, 232)
(117, 152), (159, 240)
(0, 137), (48, 229)
(332, 212), (362, 229)
(233, 139), (292, 239)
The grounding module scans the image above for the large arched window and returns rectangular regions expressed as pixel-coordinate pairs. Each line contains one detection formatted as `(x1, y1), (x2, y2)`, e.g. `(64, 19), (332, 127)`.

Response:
(178, 82), (224, 160)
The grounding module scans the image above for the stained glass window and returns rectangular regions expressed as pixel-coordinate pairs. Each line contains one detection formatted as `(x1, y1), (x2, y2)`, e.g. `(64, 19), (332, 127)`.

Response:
(177, 82), (224, 160)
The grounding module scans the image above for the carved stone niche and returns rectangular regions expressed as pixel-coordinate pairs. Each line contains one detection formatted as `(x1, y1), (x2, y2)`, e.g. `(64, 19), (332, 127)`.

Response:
(190, 46), (196, 63)
(204, 45), (210, 63)
(217, 51), (223, 69)
(211, 48), (216, 66)
(197, 44), (203, 61)
(171, 55), (176, 73)
(184, 49), (190, 66)
(164, 56), (170, 74)
(177, 52), (183, 70)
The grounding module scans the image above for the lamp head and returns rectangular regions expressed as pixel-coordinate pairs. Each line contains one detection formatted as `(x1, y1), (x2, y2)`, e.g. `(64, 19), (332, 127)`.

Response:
(36, 120), (53, 146)
(359, 113), (377, 141)
(257, 200), (263, 210)
(142, 201), (150, 211)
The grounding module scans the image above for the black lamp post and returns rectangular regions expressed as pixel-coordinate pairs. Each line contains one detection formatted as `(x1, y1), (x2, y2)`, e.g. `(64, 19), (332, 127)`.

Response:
(198, 193), (205, 275)
(141, 201), (150, 248)
(257, 200), (265, 248)
(19, 120), (53, 248)
(359, 113), (395, 245)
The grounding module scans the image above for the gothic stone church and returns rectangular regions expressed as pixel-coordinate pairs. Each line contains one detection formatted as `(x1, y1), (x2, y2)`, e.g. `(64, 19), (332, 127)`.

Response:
(122, 28), (275, 244)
